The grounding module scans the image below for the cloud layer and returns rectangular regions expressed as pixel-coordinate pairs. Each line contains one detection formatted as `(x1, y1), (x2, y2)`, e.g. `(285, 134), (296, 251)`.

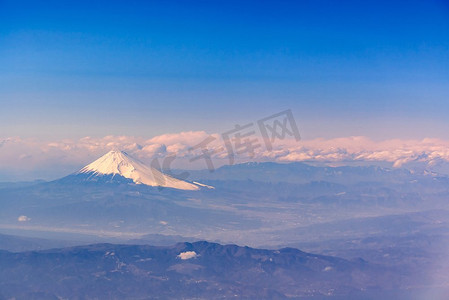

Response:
(2, 132), (449, 180)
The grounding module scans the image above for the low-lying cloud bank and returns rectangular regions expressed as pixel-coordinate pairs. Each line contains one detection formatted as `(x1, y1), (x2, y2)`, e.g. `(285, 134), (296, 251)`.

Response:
(2, 132), (449, 181)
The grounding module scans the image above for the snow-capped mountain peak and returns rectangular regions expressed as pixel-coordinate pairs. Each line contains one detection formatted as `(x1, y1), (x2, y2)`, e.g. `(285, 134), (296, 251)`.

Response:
(78, 150), (201, 190)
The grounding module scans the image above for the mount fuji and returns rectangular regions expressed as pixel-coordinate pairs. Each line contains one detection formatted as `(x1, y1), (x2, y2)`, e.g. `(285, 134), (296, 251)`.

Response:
(67, 150), (204, 190)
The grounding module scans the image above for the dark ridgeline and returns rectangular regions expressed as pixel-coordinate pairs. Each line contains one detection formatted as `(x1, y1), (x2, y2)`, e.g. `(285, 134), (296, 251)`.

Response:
(0, 241), (401, 299)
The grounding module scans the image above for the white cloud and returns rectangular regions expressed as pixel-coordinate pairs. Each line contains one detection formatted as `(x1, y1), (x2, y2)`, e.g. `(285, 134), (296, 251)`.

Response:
(147, 131), (211, 145)
(17, 215), (31, 222)
(177, 251), (198, 260)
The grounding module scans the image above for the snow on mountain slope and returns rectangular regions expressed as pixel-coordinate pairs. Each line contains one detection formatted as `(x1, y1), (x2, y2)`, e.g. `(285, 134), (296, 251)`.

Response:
(78, 150), (201, 190)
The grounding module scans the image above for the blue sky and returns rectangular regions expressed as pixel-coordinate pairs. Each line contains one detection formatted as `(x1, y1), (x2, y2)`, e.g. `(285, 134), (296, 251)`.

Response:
(1, 0), (449, 140)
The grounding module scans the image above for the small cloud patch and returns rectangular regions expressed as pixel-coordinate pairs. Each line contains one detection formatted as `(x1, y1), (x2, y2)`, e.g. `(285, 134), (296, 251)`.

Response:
(18, 215), (31, 222)
(177, 251), (197, 260)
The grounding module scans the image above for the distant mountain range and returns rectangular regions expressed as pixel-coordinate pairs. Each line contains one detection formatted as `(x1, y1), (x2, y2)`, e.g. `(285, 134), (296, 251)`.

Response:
(185, 161), (439, 185)
(0, 240), (414, 300)
(2, 160), (449, 298)
(1, 159), (449, 245)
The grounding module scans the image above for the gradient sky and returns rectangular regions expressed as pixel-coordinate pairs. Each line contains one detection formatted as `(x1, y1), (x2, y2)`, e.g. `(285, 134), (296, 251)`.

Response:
(1, 0), (449, 141)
